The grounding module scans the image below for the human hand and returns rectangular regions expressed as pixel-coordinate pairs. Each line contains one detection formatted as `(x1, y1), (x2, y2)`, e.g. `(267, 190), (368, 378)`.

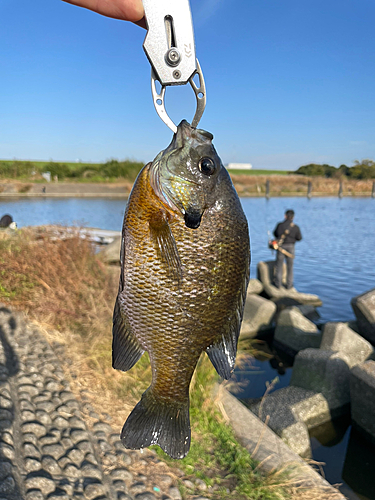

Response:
(62, 0), (146, 27)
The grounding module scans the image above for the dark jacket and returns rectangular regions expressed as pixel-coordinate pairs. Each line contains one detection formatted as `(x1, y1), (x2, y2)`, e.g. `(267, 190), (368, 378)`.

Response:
(273, 219), (302, 245)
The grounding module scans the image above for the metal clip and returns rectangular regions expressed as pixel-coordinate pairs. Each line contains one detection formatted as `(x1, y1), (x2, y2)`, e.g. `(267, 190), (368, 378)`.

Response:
(142, 0), (206, 133)
(150, 60), (206, 133)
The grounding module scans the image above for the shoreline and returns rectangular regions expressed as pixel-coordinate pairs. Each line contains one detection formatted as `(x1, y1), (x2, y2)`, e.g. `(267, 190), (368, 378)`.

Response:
(0, 191), (374, 198)
(0, 176), (374, 198)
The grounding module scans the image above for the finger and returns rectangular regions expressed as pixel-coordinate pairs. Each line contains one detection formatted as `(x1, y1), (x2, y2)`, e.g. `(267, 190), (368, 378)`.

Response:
(62, 0), (145, 24)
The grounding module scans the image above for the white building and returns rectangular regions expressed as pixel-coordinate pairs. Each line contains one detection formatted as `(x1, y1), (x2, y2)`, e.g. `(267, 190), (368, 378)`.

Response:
(226, 163), (252, 170)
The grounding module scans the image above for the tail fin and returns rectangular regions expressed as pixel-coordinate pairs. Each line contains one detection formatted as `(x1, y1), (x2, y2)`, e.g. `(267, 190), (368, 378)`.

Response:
(121, 389), (191, 459)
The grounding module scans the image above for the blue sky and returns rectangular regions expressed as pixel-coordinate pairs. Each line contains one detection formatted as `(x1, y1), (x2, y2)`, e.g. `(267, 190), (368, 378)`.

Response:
(1, 0), (375, 170)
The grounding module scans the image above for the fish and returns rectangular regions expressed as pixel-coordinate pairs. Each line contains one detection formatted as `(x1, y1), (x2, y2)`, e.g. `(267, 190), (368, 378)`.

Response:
(112, 120), (250, 459)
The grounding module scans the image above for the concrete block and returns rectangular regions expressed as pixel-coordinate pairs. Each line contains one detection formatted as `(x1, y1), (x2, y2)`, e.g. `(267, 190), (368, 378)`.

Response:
(250, 386), (331, 458)
(257, 260), (284, 287)
(351, 288), (375, 345)
(295, 304), (321, 321)
(273, 298), (320, 321)
(246, 278), (263, 295)
(250, 386), (313, 457)
(257, 261), (322, 306)
(274, 307), (322, 353)
(281, 422), (311, 458)
(215, 386), (349, 498)
(291, 348), (351, 412)
(290, 391), (331, 429)
(350, 360), (375, 441)
(321, 322), (374, 368)
(240, 295), (276, 339)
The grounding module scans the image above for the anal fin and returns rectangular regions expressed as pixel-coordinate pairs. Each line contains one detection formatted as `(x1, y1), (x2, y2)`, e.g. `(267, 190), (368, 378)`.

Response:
(206, 332), (237, 380)
(112, 297), (144, 371)
(207, 262), (249, 380)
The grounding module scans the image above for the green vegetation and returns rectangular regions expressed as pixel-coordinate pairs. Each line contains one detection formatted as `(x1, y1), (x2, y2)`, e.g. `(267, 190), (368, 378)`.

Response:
(0, 159), (144, 182)
(2, 158), (374, 183)
(0, 160), (291, 182)
(295, 159), (375, 179)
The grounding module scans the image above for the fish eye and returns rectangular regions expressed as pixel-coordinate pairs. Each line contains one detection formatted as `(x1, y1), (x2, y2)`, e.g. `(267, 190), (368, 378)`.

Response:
(198, 157), (216, 176)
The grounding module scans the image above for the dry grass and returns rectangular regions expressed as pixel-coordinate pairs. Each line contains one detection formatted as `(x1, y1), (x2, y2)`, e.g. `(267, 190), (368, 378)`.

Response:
(0, 174), (372, 198)
(230, 174), (374, 196)
(0, 227), (150, 421)
(264, 461), (344, 500)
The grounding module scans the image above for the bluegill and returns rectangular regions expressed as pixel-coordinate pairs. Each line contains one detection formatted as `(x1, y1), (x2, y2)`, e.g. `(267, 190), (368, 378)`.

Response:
(112, 120), (250, 459)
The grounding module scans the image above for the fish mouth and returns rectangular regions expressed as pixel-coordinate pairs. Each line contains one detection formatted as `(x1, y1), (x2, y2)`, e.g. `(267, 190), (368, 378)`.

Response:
(184, 210), (202, 229)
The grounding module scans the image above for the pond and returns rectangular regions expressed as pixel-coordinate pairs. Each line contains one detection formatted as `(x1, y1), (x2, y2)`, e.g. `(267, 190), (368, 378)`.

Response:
(1, 194), (375, 499)
(2, 196), (374, 324)
(241, 196), (375, 324)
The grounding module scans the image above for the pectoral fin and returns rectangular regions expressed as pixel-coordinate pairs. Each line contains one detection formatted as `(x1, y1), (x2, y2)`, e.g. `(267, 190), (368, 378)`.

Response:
(149, 214), (182, 282)
(112, 298), (144, 371)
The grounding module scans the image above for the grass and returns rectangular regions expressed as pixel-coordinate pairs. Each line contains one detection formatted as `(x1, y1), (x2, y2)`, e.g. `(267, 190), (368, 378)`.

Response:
(0, 159), (289, 185)
(0, 160), (289, 180)
(0, 159), (144, 182)
(0, 228), (344, 499)
(0, 160), (102, 169)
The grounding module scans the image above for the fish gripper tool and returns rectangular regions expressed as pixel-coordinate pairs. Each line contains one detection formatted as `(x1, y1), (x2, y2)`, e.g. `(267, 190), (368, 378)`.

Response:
(142, 0), (206, 133)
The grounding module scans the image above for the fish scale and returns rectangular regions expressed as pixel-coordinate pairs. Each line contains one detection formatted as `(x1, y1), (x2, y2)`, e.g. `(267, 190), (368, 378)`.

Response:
(112, 120), (250, 459)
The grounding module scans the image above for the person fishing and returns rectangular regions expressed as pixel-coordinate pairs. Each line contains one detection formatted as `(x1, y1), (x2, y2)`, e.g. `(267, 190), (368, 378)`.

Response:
(273, 209), (302, 289)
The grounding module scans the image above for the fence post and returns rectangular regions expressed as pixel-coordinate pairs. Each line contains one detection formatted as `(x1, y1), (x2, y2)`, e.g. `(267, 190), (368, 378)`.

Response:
(372, 181), (375, 198)
(307, 180), (312, 199)
(338, 180), (343, 198)
(265, 179), (270, 199)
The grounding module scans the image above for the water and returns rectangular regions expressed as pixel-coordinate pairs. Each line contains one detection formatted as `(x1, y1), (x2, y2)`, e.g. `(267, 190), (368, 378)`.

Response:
(241, 196), (375, 323)
(2, 196), (374, 323)
(0, 197), (127, 231)
(310, 418), (375, 500)
(1, 195), (375, 499)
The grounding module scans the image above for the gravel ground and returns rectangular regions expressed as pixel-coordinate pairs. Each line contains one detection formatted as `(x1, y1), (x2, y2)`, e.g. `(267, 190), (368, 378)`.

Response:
(0, 306), (210, 500)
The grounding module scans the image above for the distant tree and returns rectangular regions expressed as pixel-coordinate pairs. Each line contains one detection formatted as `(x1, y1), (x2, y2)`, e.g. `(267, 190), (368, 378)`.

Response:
(323, 164), (337, 178)
(295, 161), (375, 179)
(348, 159), (375, 179)
(295, 163), (337, 177)
(338, 164), (349, 176)
(295, 164), (322, 176)
(356, 159), (375, 168)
